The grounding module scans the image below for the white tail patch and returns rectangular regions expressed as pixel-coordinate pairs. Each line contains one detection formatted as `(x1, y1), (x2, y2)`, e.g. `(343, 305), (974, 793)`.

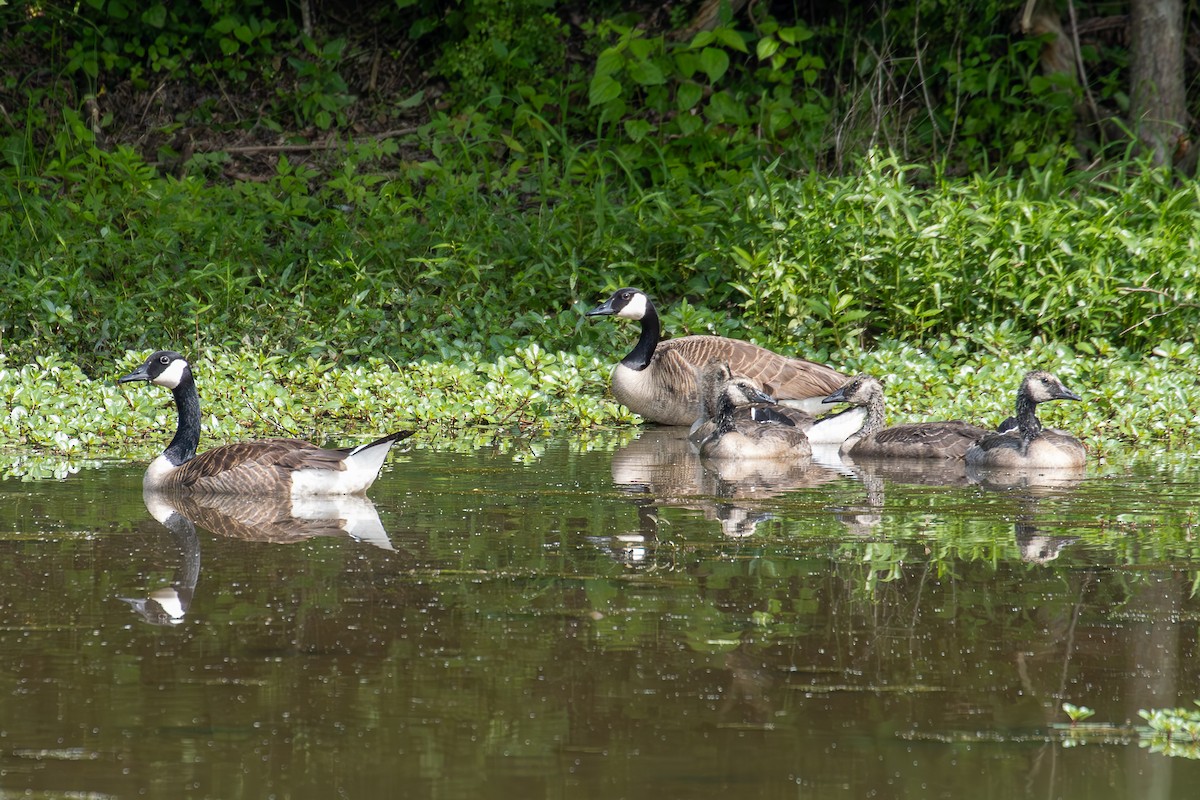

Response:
(290, 436), (398, 495)
(805, 406), (867, 445)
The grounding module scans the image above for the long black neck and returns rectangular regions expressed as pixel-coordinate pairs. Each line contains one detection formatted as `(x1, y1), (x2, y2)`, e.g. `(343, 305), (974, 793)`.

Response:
(1014, 387), (1043, 442)
(165, 372), (202, 466)
(714, 394), (739, 435)
(621, 303), (661, 371)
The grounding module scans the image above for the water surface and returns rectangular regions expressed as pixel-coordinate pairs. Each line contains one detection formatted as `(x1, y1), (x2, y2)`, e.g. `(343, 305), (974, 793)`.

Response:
(1, 430), (1198, 798)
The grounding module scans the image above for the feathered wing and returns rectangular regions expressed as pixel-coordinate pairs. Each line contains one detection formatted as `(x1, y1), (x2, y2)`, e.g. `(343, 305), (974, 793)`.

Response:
(166, 432), (413, 494)
(858, 421), (989, 459)
(165, 439), (325, 492)
(663, 336), (847, 401)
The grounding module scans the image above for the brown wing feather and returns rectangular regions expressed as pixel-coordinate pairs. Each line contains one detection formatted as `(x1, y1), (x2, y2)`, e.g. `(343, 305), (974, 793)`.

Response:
(170, 438), (349, 492)
(853, 421), (988, 459)
(661, 336), (846, 400)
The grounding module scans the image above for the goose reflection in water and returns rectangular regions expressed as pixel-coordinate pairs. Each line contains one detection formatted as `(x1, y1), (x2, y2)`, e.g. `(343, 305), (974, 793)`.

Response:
(122, 493), (201, 626)
(123, 489), (393, 624)
(606, 428), (842, 547)
(155, 489), (394, 550)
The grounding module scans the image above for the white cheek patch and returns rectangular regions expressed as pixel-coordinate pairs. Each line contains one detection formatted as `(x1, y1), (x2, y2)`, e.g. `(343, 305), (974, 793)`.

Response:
(617, 292), (648, 320)
(153, 358), (189, 389)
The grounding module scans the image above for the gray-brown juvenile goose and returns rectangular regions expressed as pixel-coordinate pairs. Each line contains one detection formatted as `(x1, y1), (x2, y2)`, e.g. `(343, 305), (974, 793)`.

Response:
(696, 365), (813, 461)
(688, 362), (814, 448)
(822, 374), (988, 459)
(965, 370), (1085, 469)
(119, 350), (412, 495)
(586, 288), (851, 425)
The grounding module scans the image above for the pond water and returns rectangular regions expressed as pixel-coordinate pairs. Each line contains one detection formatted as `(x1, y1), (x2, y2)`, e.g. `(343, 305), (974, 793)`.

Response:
(1, 429), (1198, 799)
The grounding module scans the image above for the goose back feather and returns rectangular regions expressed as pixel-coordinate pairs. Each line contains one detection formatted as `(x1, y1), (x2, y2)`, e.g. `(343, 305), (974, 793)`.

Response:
(822, 375), (987, 460)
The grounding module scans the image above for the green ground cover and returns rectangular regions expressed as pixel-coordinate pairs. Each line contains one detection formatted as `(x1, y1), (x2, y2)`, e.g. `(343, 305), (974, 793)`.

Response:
(3, 2), (1199, 456)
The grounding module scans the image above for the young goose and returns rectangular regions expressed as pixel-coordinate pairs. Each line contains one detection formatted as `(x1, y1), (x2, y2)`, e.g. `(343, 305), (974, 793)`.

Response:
(965, 370), (1085, 469)
(822, 375), (988, 459)
(119, 350), (413, 495)
(688, 362), (813, 449)
(586, 288), (850, 425)
(697, 366), (813, 461)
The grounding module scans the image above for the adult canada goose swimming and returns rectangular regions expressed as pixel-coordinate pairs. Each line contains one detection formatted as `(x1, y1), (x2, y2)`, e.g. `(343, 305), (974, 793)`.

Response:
(119, 350), (412, 495)
(586, 287), (852, 426)
(696, 364), (813, 461)
(965, 370), (1086, 469)
(822, 374), (988, 459)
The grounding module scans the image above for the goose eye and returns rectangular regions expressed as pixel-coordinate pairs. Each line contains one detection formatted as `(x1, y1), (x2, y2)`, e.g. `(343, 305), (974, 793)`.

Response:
(159, 355), (170, 364)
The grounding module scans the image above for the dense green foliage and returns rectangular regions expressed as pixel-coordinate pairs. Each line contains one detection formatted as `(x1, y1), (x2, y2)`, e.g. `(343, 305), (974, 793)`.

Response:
(5, 141), (1199, 365)
(8, 1), (1188, 173)
(3, 1), (1200, 451)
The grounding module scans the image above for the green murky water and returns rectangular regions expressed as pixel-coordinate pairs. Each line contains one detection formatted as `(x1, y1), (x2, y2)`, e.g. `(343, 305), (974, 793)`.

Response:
(1, 429), (1199, 798)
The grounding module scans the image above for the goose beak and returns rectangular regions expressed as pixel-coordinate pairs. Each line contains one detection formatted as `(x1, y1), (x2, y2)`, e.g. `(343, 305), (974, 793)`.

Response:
(822, 386), (849, 405)
(118, 363), (152, 384)
(1056, 387), (1082, 402)
(585, 296), (616, 317)
(750, 387), (776, 404)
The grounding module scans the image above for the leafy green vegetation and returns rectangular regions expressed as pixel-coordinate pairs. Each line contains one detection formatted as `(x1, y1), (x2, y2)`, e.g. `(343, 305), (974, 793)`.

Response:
(2, 2), (1199, 454)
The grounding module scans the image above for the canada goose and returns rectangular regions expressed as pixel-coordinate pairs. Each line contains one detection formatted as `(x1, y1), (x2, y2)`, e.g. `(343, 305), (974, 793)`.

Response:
(118, 350), (413, 495)
(697, 365), (813, 461)
(688, 362), (814, 448)
(122, 492), (202, 626)
(965, 370), (1086, 469)
(586, 287), (853, 425)
(822, 374), (988, 459)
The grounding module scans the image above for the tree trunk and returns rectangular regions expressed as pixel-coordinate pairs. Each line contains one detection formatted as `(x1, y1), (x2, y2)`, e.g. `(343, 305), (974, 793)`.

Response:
(1129, 0), (1185, 166)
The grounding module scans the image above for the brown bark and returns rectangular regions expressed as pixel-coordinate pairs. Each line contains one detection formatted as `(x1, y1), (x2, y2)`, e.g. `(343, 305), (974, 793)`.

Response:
(1130, 0), (1186, 166)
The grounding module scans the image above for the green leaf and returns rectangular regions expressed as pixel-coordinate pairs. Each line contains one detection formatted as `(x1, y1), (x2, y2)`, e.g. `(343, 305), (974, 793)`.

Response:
(714, 28), (748, 53)
(628, 38), (654, 61)
(624, 119), (653, 141)
(676, 82), (703, 111)
(501, 134), (526, 154)
(594, 48), (624, 78)
(628, 59), (665, 86)
(219, 37), (239, 56)
(674, 51), (700, 79)
(140, 4), (167, 29)
(588, 74), (621, 106)
(700, 48), (730, 82)
(756, 37), (780, 61)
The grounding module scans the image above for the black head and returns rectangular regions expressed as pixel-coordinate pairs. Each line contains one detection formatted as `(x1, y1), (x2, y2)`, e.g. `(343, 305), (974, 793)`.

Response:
(585, 288), (652, 320)
(119, 350), (191, 389)
(1021, 370), (1081, 404)
(822, 374), (881, 406)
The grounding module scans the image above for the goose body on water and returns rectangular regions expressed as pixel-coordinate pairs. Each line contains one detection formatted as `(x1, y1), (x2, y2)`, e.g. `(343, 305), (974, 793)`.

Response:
(119, 351), (412, 495)
(822, 375), (988, 460)
(965, 370), (1085, 469)
(688, 362), (814, 449)
(695, 363), (813, 461)
(586, 288), (852, 426)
